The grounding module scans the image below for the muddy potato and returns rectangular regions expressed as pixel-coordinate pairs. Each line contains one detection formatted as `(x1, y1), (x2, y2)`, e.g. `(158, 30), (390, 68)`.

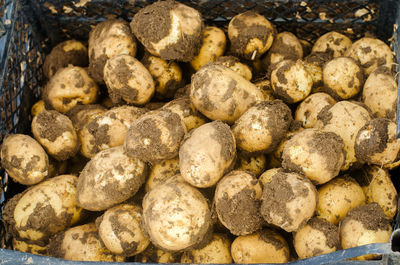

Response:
(303, 52), (333, 89)
(231, 229), (290, 264)
(66, 104), (106, 134)
(293, 217), (340, 259)
(215, 56), (253, 81)
(43, 66), (99, 113)
(254, 78), (275, 101)
(31, 100), (46, 117)
(43, 40), (88, 79)
(1, 134), (49, 185)
(145, 157), (180, 192)
(232, 100), (292, 154)
(261, 171), (317, 232)
(312, 31), (352, 57)
(228, 11), (275, 60)
(316, 175), (366, 225)
(235, 152), (267, 177)
(12, 238), (48, 255)
(179, 120), (236, 188)
(270, 59), (313, 104)
(135, 243), (182, 263)
(259, 168), (284, 187)
(272, 121), (304, 163)
(76, 146), (147, 211)
(32, 110), (79, 161)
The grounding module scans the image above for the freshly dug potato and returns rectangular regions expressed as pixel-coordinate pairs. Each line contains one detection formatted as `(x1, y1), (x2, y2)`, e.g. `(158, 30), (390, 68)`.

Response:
(66, 104), (106, 133)
(232, 100), (292, 153)
(97, 204), (150, 256)
(316, 175), (366, 225)
(88, 19), (136, 84)
(261, 171), (317, 232)
(1, 134), (49, 185)
(141, 179), (212, 252)
(43, 39), (88, 79)
(31, 100), (46, 117)
(235, 152), (267, 177)
(312, 31), (352, 57)
(191, 26), (227, 71)
(181, 234), (232, 264)
(135, 243), (182, 263)
(145, 157), (180, 192)
(231, 229), (290, 264)
(131, 1), (202, 62)
(43, 66), (99, 113)
(345, 37), (393, 75)
(272, 120), (304, 163)
(282, 128), (346, 185)
(48, 223), (125, 262)
(303, 52), (333, 88)
(293, 217), (340, 259)
(258, 168), (284, 187)
(294, 92), (336, 128)
(270, 59), (313, 104)
(228, 11), (275, 60)
(104, 54), (155, 105)
(32, 110), (79, 161)
(214, 170), (263, 235)
(179, 120), (236, 188)
(254, 78), (275, 101)
(76, 146), (147, 211)
(12, 238), (47, 255)
(124, 110), (186, 163)
(215, 56), (253, 81)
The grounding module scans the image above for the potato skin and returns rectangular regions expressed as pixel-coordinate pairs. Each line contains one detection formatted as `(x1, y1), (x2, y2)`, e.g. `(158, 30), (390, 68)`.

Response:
(145, 157), (180, 192)
(215, 56), (253, 81)
(312, 31), (352, 57)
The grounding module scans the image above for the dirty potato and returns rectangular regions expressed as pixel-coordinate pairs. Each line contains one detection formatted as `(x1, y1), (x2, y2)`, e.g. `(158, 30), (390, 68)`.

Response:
(312, 31), (352, 57)
(215, 56), (253, 81)
(145, 157), (180, 192)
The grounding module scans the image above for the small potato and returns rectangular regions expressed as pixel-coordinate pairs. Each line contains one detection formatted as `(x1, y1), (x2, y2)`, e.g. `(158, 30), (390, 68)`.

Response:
(214, 170), (263, 235)
(228, 11), (275, 60)
(270, 59), (313, 104)
(231, 229), (290, 264)
(254, 78), (275, 101)
(66, 104), (106, 133)
(235, 152), (267, 177)
(135, 244), (182, 263)
(261, 171), (317, 232)
(12, 238), (47, 255)
(48, 223), (125, 262)
(1, 134), (48, 185)
(76, 146), (147, 211)
(215, 56), (253, 81)
(179, 120), (236, 188)
(32, 110), (79, 161)
(43, 66), (99, 113)
(190, 26), (227, 71)
(31, 100), (46, 117)
(88, 19), (137, 84)
(145, 157), (180, 192)
(258, 168), (284, 187)
(303, 52), (333, 88)
(316, 175), (366, 225)
(312, 31), (352, 57)
(43, 39), (88, 79)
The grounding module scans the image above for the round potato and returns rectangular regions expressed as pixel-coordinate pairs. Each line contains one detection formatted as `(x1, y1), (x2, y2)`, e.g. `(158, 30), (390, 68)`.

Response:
(145, 157), (180, 192)
(312, 31), (352, 57)
(215, 56), (253, 81)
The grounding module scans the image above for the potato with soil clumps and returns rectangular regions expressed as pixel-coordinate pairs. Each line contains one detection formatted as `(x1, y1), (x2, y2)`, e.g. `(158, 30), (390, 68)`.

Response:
(254, 78), (275, 101)
(141, 179), (212, 252)
(179, 120), (236, 188)
(303, 52), (333, 89)
(124, 110), (186, 163)
(76, 146), (147, 211)
(43, 39), (88, 79)
(1, 134), (49, 185)
(312, 31), (352, 57)
(145, 157), (180, 192)
(293, 217), (340, 259)
(228, 11), (275, 60)
(235, 152), (267, 177)
(259, 168), (284, 186)
(66, 104), (106, 134)
(272, 120), (304, 164)
(261, 171), (317, 232)
(88, 19), (136, 84)
(282, 128), (345, 185)
(214, 56), (253, 81)
(232, 100), (292, 154)
(214, 170), (263, 236)
(231, 229), (290, 263)
(48, 223), (125, 262)
(131, 1), (202, 62)
(43, 66), (99, 113)
(104, 54), (155, 105)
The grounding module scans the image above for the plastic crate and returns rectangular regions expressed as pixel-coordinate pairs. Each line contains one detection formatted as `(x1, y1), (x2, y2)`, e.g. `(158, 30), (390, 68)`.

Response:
(1, 0), (400, 264)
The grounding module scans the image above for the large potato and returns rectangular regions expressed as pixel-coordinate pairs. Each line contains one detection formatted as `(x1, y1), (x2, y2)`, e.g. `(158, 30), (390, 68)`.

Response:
(312, 31), (352, 57)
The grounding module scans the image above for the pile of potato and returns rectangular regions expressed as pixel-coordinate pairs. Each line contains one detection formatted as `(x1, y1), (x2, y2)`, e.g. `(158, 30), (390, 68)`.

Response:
(1, 0), (399, 263)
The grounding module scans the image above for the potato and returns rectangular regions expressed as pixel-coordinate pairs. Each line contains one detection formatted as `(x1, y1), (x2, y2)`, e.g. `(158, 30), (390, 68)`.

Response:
(66, 104), (106, 133)
(293, 217), (340, 259)
(316, 175), (366, 225)
(104, 54), (155, 105)
(260, 171), (317, 232)
(76, 146), (147, 211)
(131, 1), (202, 62)
(214, 170), (263, 235)
(270, 59), (313, 104)
(124, 110), (186, 163)
(32, 110), (79, 161)
(232, 100), (292, 153)
(88, 19), (136, 84)
(303, 52), (333, 88)
(135, 243), (182, 263)
(271, 120), (304, 163)
(12, 238), (47, 255)
(1, 134), (48, 185)
(345, 37), (393, 75)
(145, 157), (180, 192)
(141, 179), (212, 252)
(231, 229), (290, 264)
(228, 11), (275, 60)
(258, 167), (284, 186)
(179, 120), (236, 188)
(43, 39), (88, 79)
(235, 152), (267, 177)
(215, 56), (253, 80)
(43, 66), (99, 113)
(190, 26), (227, 71)
(190, 63), (263, 123)
(254, 78), (275, 101)
(48, 223), (125, 262)
(282, 128), (345, 185)
(31, 100), (46, 117)
(311, 31), (352, 57)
